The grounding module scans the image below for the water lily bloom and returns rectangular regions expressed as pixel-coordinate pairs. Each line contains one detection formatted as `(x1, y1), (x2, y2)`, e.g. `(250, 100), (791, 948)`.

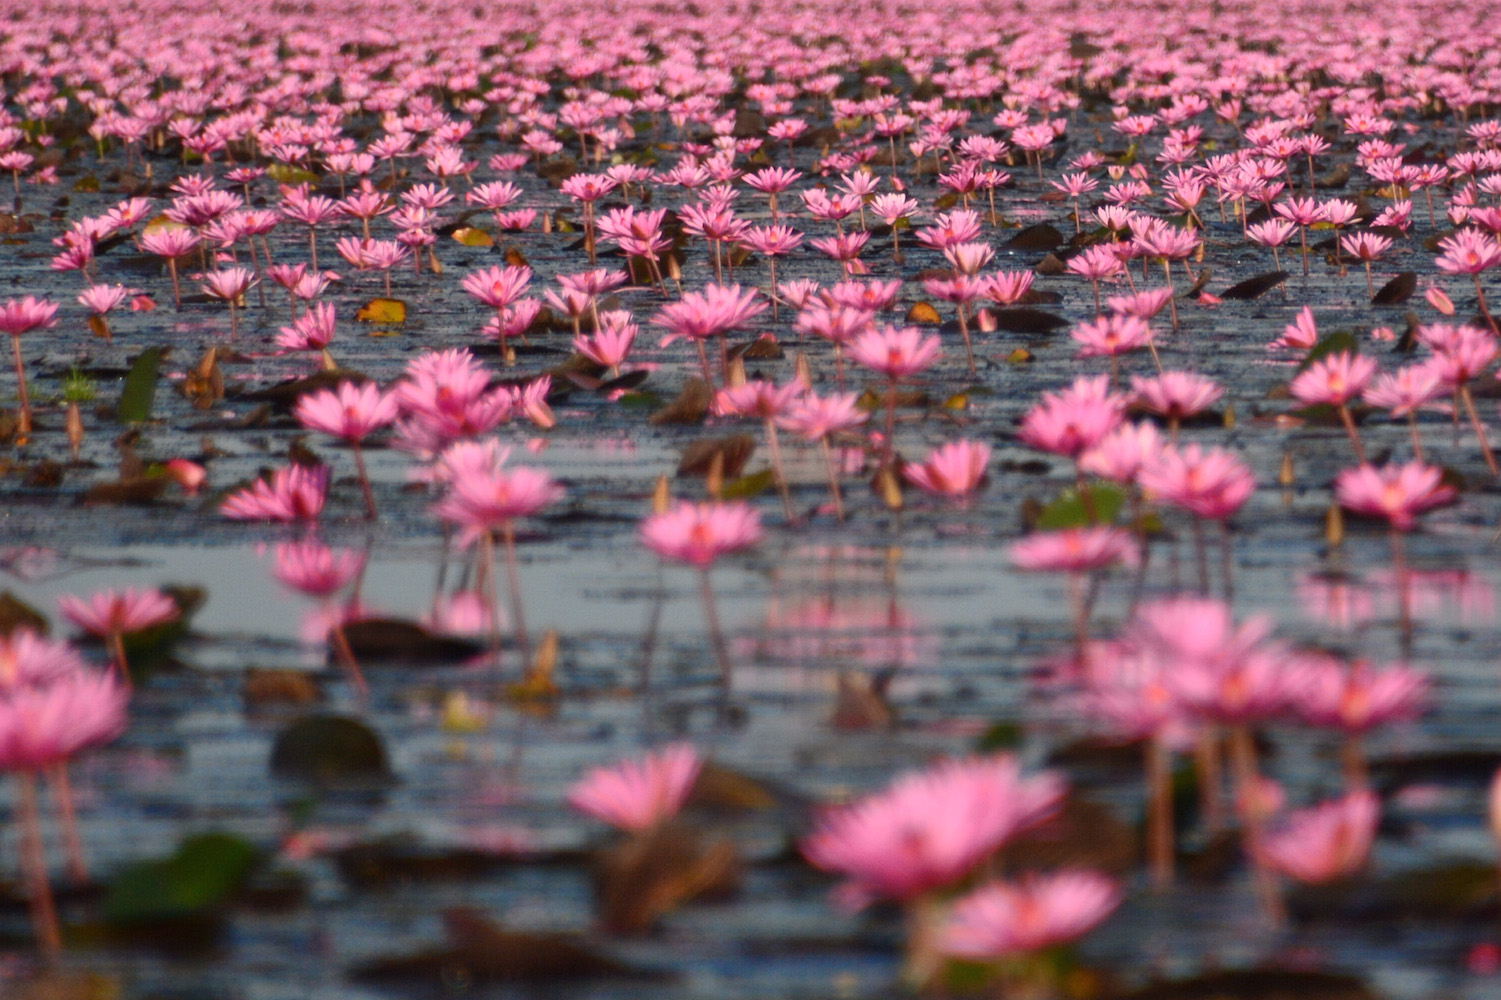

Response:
(938, 871), (1121, 959)
(1256, 790), (1379, 885)
(1289, 351), (1378, 407)
(1009, 527), (1139, 572)
(433, 461), (564, 544)
(0, 629), (88, 688)
(847, 324), (941, 380)
(1019, 375), (1127, 459)
(220, 464), (329, 522)
(801, 754), (1064, 910)
(1078, 421), (1164, 484)
(0, 669), (128, 772)
(294, 380), (399, 443)
(0, 295), (58, 433)
(639, 500), (762, 568)
(1334, 461), (1455, 530)
(1138, 444), (1255, 521)
(1132, 371), (1223, 422)
(59, 588), (178, 639)
(903, 439), (991, 497)
(272, 541), (366, 598)
(1295, 657), (1429, 733)
(567, 743), (702, 832)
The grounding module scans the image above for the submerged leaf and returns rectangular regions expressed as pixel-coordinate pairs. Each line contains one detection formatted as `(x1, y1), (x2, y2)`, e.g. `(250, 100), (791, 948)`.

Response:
(1035, 481), (1126, 529)
(269, 714), (393, 787)
(1372, 271), (1417, 306)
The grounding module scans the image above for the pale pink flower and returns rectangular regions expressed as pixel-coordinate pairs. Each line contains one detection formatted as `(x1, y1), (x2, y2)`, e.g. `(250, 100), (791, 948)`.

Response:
(800, 754), (1065, 909)
(1257, 791), (1379, 884)
(567, 743), (702, 832)
(903, 439), (990, 497)
(640, 500), (762, 568)
(938, 871), (1121, 958)
(59, 587), (178, 638)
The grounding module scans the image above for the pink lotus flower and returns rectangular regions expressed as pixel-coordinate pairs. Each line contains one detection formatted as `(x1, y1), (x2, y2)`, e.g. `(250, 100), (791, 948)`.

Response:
(0, 669), (128, 772)
(903, 439), (990, 497)
(938, 871), (1121, 958)
(801, 754), (1065, 910)
(272, 541), (366, 599)
(640, 500), (762, 568)
(294, 380), (399, 443)
(59, 588), (178, 639)
(1019, 375), (1127, 459)
(1334, 461), (1455, 531)
(567, 743), (702, 832)
(221, 464), (329, 522)
(1257, 790), (1379, 885)
(1138, 444), (1255, 521)
(0, 629), (88, 689)
(847, 324), (941, 380)
(1294, 657), (1429, 733)
(1010, 527), (1139, 572)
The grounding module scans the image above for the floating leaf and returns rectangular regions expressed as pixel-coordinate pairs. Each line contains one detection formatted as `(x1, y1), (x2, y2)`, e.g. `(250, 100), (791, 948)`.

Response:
(350, 907), (658, 984)
(355, 298), (407, 325)
(116, 346), (163, 423)
(906, 301), (942, 324)
(341, 618), (484, 663)
(649, 378), (712, 425)
(83, 475), (169, 506)
(678, 434), (755, 479)
(266, 164), (320, 185)
(1007, 348), (1034, 364)
(990, 307), (1068, 333)
(269, 714), (393, 787)
(0, 591), (48, 636)
(72, 175), (100, 193)
(244, 369), (367, 411)
(1296, 331), (1361, 373)
(104, 832), (259, 924)
(719, 467), (775, 499)
(1372, 271), (1417, 306)
(1113, 968), (1378, 1000)
(1220, 270), (1288, 300)
(1036, 481), (1126, 529)
(451, 226), (494, 247)
(1003, 222), (1064, 251)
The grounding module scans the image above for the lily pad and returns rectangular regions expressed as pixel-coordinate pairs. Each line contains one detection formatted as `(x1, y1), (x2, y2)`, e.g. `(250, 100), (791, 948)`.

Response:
(269, 714), (393, 787)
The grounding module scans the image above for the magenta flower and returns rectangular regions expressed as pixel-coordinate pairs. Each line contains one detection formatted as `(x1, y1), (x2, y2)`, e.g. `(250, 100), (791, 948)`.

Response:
(1295, 657), (1428, 734)
(59, 587), (178, 639)
(0, 670), (128, 772)
(1019, 375), (1127, 459)
(567, 743), (702, 832)
(1138, 444), (1255, 521)
(801, 754), (1064, 910)
(1010, 527), (1139, 573)
(938, 871), (1121, 959)
(903, 439), (991, 499)
(1334, 461), (1455, 531)
(0, 629), (88, 688)
(640, 500), (762, 569)
(1256, 791), (1379, 885)
(295, 380), (399, 519)
(221, 464), (329, 522)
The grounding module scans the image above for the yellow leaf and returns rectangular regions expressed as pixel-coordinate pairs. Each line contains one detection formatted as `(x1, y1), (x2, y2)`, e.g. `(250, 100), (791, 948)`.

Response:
(355, 298), (407, 324)
(451, 226), (494, 248)
(944, 393), (969, 410)
(1007, 348), (1033, 364)
(504, 247), (529, 267)
(905, 301), (942, 324)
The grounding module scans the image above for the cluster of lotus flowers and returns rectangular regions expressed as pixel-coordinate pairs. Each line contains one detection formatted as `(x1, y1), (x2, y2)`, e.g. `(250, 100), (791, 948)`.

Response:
(4, 0), (1501, 984)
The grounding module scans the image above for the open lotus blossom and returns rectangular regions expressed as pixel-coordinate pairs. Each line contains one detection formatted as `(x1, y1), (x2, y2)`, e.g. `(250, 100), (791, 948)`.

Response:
(567, 743), (702, 832)
(1257, 790), (1379, 885)
(0, 295), (58, 435)
(0, 630), (87, 688)
(938, 871), (1122, 959)
(1334, 461), (1455, 531)
(1020, 375), (1128, 459)
(903, 439), (991, 498)
(295, 380), (400, 519)
(60, 587), (178, 682)
(220, 464), (329, 522)
(1010, 527), (1139, 572)
(801, 754), (1065, 910)
(640, 500), (762, 568)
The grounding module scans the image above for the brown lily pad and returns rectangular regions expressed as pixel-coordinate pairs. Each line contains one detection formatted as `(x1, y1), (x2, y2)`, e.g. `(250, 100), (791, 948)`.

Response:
(678, 434), (755, 479)
(350, 907), (662, 984)
(1221, 270), (1289, 300)
(1109, 969), (1378, 1000)
(340, 617), (485, 663)
(1372, 271), (1416, 306)
(649, 377), (712, 425)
